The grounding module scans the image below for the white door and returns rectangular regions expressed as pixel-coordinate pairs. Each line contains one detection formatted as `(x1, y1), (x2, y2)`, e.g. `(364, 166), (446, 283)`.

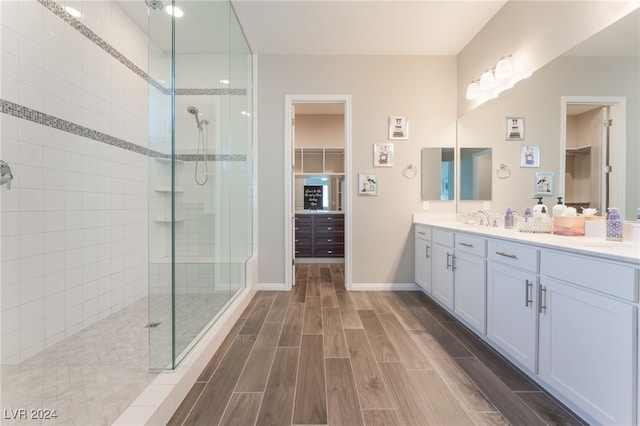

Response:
(290, 104), (296, 282)
(589, 107), (607, 213)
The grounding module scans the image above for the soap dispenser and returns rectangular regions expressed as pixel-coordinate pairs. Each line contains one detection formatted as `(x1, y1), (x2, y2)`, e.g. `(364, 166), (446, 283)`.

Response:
(504, 208), (514, 229)
(552, 197), (567, 217)
(606, 207), (623, 241)
(532, 197), (548, 218)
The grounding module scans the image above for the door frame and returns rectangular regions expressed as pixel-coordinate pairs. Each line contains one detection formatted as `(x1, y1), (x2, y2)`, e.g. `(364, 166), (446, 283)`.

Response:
(284, 94), (352, 290)
(559, 96), (626, 216)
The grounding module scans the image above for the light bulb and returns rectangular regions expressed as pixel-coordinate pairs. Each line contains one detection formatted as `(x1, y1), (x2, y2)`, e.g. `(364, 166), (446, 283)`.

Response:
(465, 80), (480, 99)
(479, 69), (496, 90)
(494, 55), (513, 80)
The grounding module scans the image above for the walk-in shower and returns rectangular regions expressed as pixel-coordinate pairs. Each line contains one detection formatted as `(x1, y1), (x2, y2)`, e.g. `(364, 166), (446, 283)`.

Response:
(147, 0), (253, 371)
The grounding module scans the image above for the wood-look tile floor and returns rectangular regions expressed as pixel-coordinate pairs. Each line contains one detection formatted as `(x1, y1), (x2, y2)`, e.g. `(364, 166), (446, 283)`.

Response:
(168, 263), (587, 426)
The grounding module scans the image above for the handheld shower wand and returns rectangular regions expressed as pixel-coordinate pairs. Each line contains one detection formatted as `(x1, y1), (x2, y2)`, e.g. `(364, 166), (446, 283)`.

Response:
(187, 106), (202, 129)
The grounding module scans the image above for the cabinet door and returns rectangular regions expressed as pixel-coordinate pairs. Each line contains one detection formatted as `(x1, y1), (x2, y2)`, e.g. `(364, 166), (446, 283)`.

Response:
(487, 262), (537, 372)
(432, 243), (454, 310)
(415, 237), (432, 293)
(454, 252), (486, 334)
(539, 278), (636, 426)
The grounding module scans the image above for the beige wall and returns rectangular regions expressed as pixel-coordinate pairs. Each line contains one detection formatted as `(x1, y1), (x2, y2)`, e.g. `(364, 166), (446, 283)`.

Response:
(295, 115), (344, 148)
(257, 55), (457, 286)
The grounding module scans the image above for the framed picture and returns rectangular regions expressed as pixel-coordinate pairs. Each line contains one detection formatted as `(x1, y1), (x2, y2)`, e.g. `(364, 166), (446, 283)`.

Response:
(534, 172), (554, 196)
(520, 144), (540, 167)
(373, 143), (393, 167)
(506, 117), (524, 141)
(389, 116), (408, 140)
(358, 173), (378, 196)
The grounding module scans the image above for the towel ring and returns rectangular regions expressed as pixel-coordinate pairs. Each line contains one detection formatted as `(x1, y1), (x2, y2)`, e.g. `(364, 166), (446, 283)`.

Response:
(497, 163), (511, 179)
(403, 163), (417, 179)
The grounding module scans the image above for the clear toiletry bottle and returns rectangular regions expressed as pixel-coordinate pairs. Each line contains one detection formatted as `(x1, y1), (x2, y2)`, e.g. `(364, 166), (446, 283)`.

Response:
(504, 208), (514, 229)
(606, 207), (623, 241)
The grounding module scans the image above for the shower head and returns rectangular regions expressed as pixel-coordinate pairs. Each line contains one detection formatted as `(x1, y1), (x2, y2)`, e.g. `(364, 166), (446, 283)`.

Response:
(187, 106), (203, 129)
(145, 0), (164, 10)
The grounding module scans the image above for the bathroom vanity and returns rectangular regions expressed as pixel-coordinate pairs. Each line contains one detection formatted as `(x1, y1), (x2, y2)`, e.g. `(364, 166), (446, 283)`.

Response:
(414, 214), (640, 426)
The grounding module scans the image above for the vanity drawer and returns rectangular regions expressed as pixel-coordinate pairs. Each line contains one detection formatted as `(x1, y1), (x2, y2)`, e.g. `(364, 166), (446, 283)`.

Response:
(433, 229), (454, 247)
(455, 233), (486, 257)
(294, 225), (312, 234)
(541, 250), (638, 301)
(315, 235), (343, 245)
(295, 246), (312, 257)
(295, 215), (313, 225)
(488, 240), (538, 273)
(415, 224), (431, 241)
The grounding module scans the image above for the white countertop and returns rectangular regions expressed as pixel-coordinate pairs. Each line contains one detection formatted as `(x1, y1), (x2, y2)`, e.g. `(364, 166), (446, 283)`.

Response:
(413, 213), (640, 265)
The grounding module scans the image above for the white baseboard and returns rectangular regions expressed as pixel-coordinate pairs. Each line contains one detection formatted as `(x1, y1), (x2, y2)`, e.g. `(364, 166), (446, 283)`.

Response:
(257, 282), (288, 291)
(348, 282), (421, 291)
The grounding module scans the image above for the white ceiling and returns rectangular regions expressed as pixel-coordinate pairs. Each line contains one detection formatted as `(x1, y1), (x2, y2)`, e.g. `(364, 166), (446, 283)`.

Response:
(118, 0), (507, 56)
(231, 1), (507, 55)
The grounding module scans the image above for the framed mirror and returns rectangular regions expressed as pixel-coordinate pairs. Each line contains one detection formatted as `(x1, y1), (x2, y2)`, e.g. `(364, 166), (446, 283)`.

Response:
(460, 148), (492, 200)
(421, 148), (455, 201)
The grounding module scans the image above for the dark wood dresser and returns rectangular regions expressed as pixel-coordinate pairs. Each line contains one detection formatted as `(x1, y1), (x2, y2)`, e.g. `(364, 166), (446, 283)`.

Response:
(295, 212), (344, 258)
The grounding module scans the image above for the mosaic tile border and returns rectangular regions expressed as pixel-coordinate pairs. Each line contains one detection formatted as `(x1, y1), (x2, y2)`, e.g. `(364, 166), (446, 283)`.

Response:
(1, 99), (247, 161)
(37, 0), (248, 97)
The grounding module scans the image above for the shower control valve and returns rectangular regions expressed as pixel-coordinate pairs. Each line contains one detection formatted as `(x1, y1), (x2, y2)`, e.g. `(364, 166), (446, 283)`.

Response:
(0, 160), (13, 190)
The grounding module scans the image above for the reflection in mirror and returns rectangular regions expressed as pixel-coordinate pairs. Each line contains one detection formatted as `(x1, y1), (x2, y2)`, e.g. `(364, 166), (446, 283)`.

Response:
(294, 175), (343, 211)
(460, 148), (492, 200)
(421, 148), (455, 200)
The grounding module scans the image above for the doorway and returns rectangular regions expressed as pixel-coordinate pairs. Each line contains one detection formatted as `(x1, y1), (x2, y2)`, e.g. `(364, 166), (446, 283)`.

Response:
(560, 96), (626, 217)
(284, 95), (352, 291)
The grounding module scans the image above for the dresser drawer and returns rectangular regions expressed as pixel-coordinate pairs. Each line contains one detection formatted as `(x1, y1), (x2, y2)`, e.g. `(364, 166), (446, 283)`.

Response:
(315, 235), (343, 245)
(315, 214), (344, 225)
(315, 224), (344, 234)
(295, 215), (313, 225)
(488, 240), (538, 273)
(295, 247), (313, 257)
(455, 233), (486, 257)
(294, 225), (312, 234)
(315, 246), (344, 257)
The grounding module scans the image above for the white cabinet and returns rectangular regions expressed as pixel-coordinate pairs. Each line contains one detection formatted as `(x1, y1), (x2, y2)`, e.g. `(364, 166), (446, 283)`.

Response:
(453, 233), (487, 334)
(414, 224), (432, 293)
(486, 240), (539, 373)
(431, 230), (455, 309)
(539, 250), (638, 426)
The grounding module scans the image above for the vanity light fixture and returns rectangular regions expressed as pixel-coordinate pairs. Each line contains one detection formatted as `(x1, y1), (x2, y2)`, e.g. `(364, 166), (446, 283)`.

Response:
(465, 54), (514, 100)
(479, 69), (496, 90)
(494, 55), (513, 80)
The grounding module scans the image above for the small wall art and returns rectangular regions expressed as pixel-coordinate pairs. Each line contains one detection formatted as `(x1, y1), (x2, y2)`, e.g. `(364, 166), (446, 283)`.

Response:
(389, 116), (408, 140)
(520, 144), (540, 167)
(358, 173), (378, 196)
(534, 172), (554, 196)
(373, 143), (393, 167)
(506, 117), (524, 141)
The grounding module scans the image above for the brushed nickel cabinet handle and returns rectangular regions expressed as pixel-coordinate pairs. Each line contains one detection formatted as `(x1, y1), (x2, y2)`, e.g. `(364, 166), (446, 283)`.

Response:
(459, 242), (473, 248)
(496, 251), (518, 260)
(525, 279), (533, 307)
(425, 244), (430, 259)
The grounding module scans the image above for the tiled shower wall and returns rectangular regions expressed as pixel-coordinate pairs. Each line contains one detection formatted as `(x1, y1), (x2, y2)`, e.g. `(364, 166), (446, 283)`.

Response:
(0, 0), (149, 364)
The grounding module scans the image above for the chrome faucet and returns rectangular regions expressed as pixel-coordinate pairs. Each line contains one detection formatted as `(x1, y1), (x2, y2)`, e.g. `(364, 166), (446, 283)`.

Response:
(474, 210), (490, 226)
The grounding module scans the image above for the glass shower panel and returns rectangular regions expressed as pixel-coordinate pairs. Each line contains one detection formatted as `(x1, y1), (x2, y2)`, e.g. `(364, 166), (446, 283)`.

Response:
(148, 0), (253, 369)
